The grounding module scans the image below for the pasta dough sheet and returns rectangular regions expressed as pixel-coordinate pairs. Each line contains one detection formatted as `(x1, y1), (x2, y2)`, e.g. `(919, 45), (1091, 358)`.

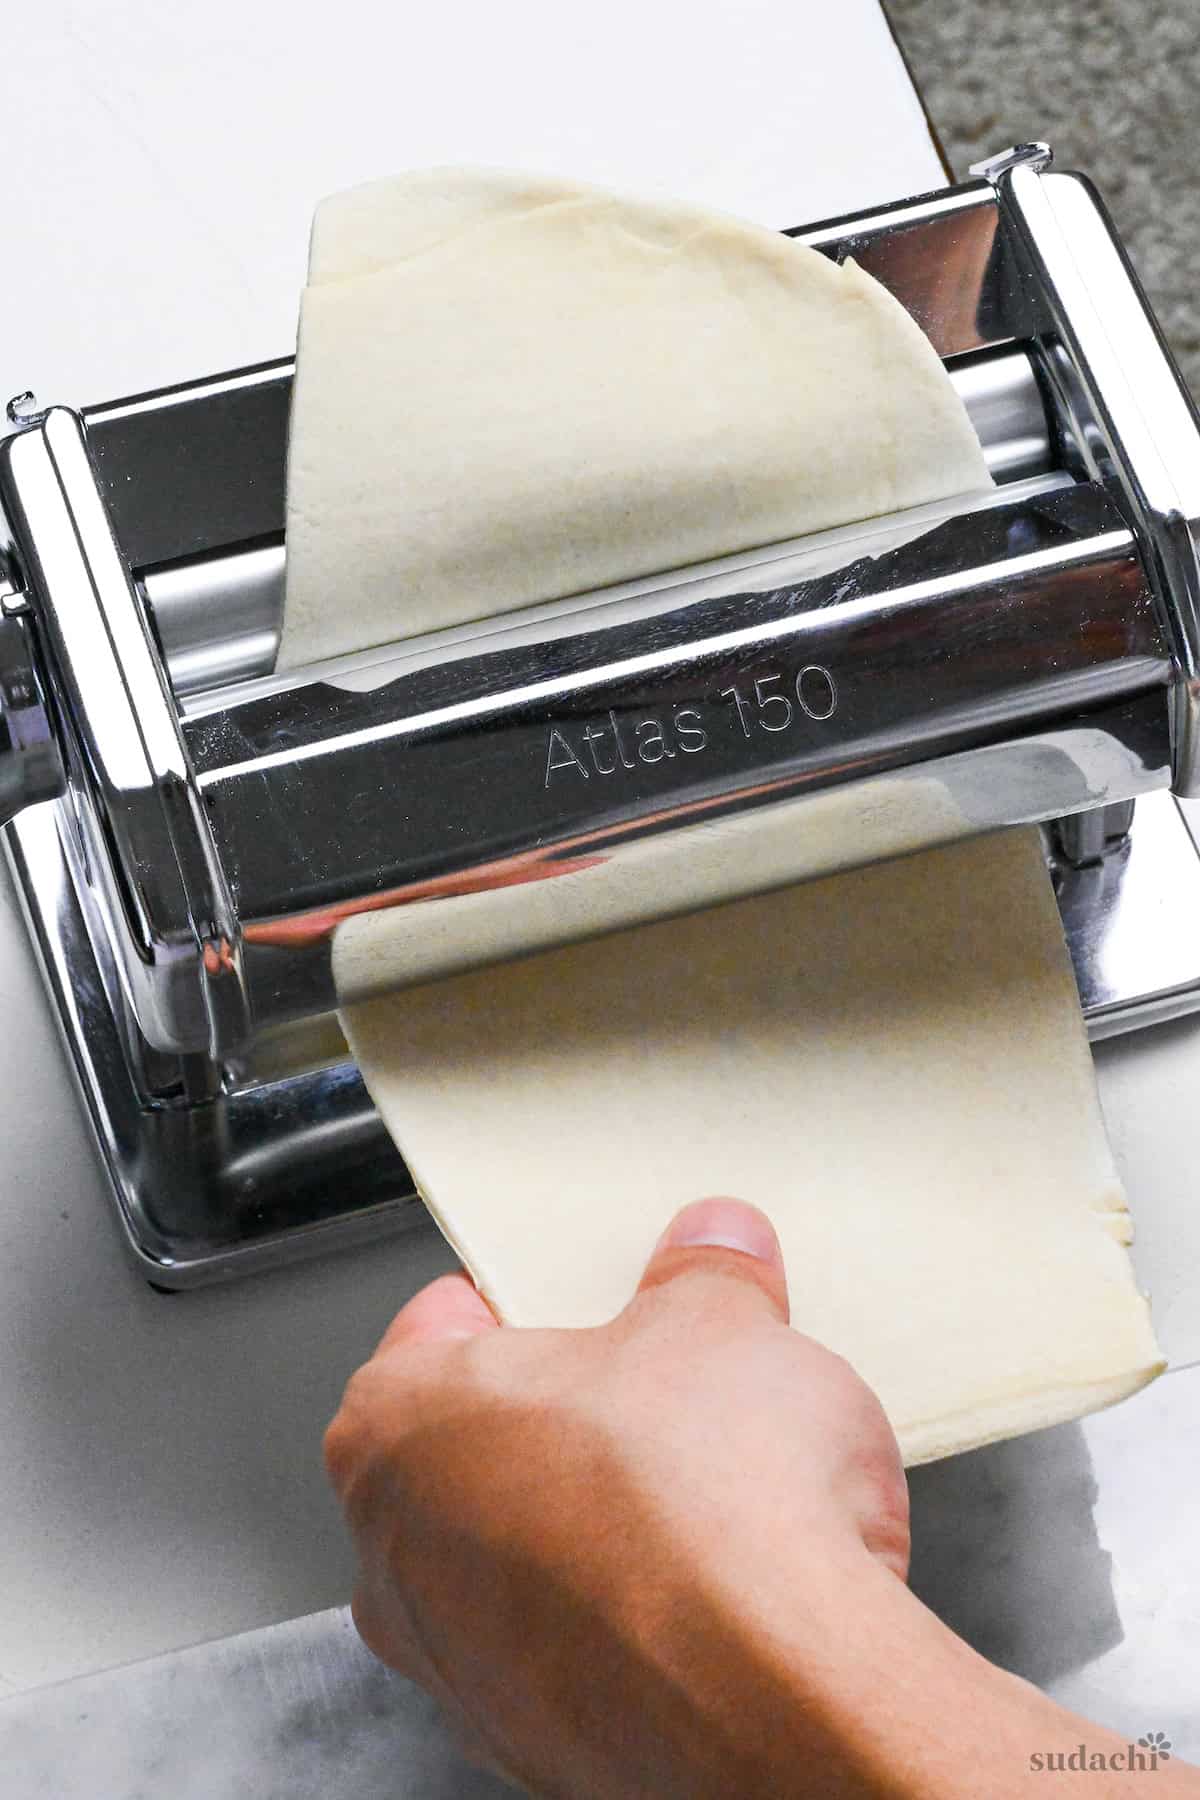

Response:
(281, 166), (989, 668)
(332, 770), (976, 1005)
(342, 830), (1163, 1467)
(287, 166), (1161, 1464)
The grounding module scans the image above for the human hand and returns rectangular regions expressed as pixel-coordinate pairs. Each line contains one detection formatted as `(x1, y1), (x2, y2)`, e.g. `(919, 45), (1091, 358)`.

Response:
(324, 1198), (912, 1797)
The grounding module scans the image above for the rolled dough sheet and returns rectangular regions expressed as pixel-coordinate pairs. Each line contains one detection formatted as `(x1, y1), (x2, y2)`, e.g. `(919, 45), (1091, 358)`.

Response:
(280, 166), (989, 668)
(332, 768), (976, 1004)
(343, 830), (1163, 1467)
(285, 168), (1161, 1463)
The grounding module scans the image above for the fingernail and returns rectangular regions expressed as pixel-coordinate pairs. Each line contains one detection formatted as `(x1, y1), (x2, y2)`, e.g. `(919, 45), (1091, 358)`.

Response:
(657, 1198), (779, 1264)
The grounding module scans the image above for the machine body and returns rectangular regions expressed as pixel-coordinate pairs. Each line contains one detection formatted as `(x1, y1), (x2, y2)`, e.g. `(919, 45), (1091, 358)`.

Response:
(4, 145), (1200, 1282)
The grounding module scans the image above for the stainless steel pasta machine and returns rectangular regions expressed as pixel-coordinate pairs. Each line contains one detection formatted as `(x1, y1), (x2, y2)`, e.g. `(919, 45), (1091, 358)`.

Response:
(3, 143), (1199, 1283)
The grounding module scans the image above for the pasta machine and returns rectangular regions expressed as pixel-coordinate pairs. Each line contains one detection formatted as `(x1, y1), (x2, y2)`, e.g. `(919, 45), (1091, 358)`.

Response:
(4, 142), (1200, 1284)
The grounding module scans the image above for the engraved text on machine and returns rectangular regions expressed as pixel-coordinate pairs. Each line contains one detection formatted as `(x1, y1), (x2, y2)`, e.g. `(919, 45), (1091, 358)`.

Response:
(542, 659), (839, 786)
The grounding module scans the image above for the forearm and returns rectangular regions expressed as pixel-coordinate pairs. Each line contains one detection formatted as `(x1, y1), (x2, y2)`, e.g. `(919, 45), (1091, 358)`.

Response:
(724, 1551), (1199, 1800)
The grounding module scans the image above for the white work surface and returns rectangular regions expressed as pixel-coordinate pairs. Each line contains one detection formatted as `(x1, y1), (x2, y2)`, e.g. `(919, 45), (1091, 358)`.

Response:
(1, 0), (1197, 1701)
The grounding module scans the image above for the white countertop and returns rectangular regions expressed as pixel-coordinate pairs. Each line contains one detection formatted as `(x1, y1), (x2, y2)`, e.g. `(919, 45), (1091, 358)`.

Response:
(1, 0), (1195, 1704)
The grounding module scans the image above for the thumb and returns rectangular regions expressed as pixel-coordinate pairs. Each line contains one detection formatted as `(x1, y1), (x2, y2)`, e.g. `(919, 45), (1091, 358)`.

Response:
(634, 1197), (790, 1325)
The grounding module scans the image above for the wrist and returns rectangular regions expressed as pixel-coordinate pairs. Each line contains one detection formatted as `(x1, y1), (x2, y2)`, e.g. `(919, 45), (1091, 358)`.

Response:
(674, 1539), (1028, 1800)
(605, 1535), (933, 1799)
(744, 1550), (1192, 1800)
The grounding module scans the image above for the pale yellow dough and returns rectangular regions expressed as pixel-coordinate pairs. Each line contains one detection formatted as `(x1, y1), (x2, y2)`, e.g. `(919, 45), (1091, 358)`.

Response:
(280, 166), (989, 668)
(286, 167), (1162, 1464)
(343, 832), (1163, 1467)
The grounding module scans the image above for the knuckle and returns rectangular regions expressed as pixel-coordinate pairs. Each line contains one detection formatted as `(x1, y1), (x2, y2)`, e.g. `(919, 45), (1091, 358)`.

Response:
(845, 1410), (911, 1574)
(862, 1486), (912, 1580)
(322, 1363), (380, 1490)
(322, 1409), (356, 1492)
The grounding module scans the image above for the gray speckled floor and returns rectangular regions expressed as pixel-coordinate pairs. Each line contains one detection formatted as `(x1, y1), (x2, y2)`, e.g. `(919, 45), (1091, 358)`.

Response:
(886, 0), (1200, 390)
